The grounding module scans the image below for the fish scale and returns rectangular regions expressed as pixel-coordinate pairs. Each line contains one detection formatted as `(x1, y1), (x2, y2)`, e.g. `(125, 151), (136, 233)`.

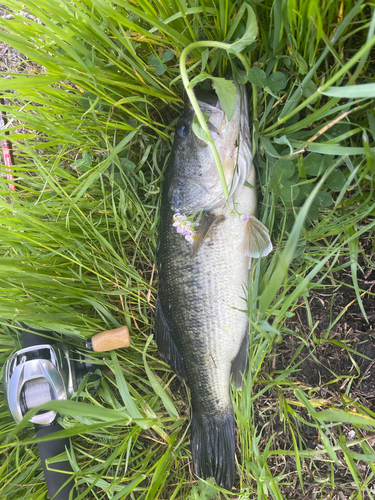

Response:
(155, 82), (272, 489)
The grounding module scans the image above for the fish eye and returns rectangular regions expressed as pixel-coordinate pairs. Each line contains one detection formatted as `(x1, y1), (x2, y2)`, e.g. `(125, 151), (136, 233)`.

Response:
(176, 122), (189, 138)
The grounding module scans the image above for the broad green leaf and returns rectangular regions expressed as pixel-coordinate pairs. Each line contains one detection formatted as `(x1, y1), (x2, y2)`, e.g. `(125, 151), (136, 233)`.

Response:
(313, 191), (333, 208)
(194, 113), (210, 124)
(294, 183), (313, 205)
(326, 170), (346, 191)
(161, 49), (174, 63)
(192, 121), (211, 143)
(147, 54), (160, 66)
(189, 74), (238, 121)
(189, 71), (211, 88)
(72, 158), (86, 169)
(229, 4), (257, 53)
(148, 53), (167, 75)
(83, 153), (92, 167)
(308, 204), (319, 220)
(247, 66), (266, 88)
(272, 159), (295, 181)
(260, 136), (281, 157)
(201, 48), (209, 71)
(304, 153), (329, 176)
(189, 71), (237, 121)
(211, 77), (237, 121)
(279, 180), (300, 202)
(274, 135), (294, 155)
(231, 63), (248, 85)
(302, 80), (318, 99)
(294, 50), (308, 74)
(266, 71), (287, 92)
(120, 158), (136, 174)
(155, 63), (167, 75)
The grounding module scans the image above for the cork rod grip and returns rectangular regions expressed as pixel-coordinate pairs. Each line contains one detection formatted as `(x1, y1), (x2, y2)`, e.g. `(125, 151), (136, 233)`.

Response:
(91, 326), (130, 352)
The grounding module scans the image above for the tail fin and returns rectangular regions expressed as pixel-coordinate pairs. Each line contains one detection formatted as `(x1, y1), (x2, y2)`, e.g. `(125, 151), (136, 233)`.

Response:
(191, 411), (235, 490)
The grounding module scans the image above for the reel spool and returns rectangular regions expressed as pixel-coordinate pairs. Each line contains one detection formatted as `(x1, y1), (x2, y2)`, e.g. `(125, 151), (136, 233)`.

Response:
(4, 343), (97, 425)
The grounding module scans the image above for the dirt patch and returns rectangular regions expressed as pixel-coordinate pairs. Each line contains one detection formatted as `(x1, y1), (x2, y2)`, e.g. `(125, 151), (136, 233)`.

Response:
(278, 259), (375, 403)
(250, 241), (375, 499)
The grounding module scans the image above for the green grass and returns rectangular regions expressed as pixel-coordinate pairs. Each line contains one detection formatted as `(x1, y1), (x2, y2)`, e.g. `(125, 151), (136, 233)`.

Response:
(0, 0), (374, 498)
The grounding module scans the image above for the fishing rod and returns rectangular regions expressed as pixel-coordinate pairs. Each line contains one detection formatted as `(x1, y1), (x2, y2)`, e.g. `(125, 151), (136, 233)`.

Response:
(5, 324), (130, 499)
(1, 99), (132, 498)
(0, 99), (16, 192)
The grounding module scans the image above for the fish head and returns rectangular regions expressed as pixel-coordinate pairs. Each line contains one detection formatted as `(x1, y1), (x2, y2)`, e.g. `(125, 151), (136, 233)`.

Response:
(168, 82), (251, 214)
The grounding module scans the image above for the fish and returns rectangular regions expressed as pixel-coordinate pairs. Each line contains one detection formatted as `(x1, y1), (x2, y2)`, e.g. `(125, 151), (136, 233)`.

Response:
(155, 81), (272, 489)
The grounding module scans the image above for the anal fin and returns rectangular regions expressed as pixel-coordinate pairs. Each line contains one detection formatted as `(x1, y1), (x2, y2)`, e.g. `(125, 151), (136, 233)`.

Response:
(230, 329), (249, 390)
(154, 298), (186, 379)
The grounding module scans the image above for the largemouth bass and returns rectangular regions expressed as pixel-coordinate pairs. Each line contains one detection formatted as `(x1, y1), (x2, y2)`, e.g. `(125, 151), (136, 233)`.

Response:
(155, 82), (272, 489)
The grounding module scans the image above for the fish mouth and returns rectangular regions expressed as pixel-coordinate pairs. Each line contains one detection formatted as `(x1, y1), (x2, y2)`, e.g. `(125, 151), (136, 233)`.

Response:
(194, 89), (219, 108)
(197, 100), (225, 136)
(192, 88), (225, 135)
(194, 82), (248, 138)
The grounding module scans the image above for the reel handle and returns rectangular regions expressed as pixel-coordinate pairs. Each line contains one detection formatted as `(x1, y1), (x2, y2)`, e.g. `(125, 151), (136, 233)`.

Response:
(88, 325), (130, 352)
(36, 424), (76, 500)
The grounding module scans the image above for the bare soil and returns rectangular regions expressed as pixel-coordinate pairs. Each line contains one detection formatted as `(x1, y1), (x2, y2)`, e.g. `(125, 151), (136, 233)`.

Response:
(252, 238), (375, 500)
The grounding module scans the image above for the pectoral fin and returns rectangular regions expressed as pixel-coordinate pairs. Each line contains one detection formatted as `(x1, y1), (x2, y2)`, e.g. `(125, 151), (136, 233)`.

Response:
(192, 212), (224, 258)
(243, 216), (273, 259)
